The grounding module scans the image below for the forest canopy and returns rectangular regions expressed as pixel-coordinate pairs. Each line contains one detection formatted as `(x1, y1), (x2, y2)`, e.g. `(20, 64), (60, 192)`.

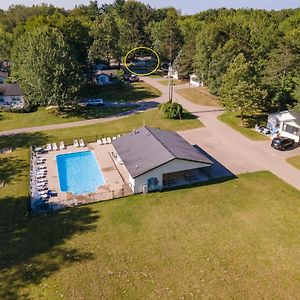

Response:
(0, 1), (299, 115)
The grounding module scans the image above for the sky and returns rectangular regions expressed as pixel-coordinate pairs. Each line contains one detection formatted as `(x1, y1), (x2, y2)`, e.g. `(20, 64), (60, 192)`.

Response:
(0, 0), (299, 14)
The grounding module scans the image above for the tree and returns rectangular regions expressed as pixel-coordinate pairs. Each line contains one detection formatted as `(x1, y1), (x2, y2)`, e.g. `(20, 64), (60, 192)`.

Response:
(12, 26), (83, 108)
(0, 25), (13, 61)
(220, 53), (266, 126)
(89, 14), (120, 66)
(150, 10), (183, 63)
(263, 43), (299, 111)
(160, 102), (183, 119)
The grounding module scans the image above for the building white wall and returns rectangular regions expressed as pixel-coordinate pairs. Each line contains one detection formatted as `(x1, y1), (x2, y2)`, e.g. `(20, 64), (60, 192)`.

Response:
(129, 159), (211, 194)
(0, 95), (24, 107)
(190, 74), (203, 87)
(268, 111), (300, 142)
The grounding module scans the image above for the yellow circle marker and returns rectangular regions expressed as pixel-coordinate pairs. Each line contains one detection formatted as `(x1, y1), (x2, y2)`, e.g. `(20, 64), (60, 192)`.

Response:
(123, 46), (160, 76)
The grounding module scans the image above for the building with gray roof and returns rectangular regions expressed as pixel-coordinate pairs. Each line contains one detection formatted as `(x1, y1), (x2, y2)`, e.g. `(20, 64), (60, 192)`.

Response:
(112, 126), (213, 193)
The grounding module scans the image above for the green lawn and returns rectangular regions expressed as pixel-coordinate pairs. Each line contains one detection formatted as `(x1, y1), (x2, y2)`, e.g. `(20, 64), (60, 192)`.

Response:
(95, 81), (161, 102)
(218, 112), (269, 141)
(0, 82), (161, 132)
(0, 109), (202, 149)
(2, 152), (300, 299)
(158, 79), (187, 86)
(177, 87), (220, 106)
(286, 155), (300, 170)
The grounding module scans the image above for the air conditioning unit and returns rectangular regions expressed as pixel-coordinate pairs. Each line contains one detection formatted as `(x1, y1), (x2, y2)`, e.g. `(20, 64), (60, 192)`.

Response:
(142, 185), (148, 194)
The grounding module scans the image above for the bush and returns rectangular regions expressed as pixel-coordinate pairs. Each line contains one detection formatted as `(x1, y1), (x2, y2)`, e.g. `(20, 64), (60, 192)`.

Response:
(160, 101), (183, 119)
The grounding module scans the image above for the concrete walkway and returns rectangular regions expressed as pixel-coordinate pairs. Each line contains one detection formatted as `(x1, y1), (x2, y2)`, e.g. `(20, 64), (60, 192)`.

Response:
(143, 76), (300, 191)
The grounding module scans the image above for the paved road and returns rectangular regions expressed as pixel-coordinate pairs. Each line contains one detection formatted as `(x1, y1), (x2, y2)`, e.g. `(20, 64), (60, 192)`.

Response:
(142, 77), (300, 191)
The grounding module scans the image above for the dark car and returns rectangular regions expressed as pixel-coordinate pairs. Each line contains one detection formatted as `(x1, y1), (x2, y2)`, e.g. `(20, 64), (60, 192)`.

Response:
(271, 137), (295, 151)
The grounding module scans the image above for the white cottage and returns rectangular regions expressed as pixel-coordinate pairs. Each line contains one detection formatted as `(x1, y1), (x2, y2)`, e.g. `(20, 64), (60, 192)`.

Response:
(190, 73), (203, 87)
(112, 126), (214, 194)
(0, 83), (25, 108)
(267, 110), (300, 142)
(94, 70), (118, 85)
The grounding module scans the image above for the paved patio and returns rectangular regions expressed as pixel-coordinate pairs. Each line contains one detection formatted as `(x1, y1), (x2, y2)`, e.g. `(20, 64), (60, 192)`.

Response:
(31, 142), (132, 211)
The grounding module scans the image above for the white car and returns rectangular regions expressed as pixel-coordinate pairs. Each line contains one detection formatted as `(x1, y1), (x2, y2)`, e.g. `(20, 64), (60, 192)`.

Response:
(86, 98), (104, 106)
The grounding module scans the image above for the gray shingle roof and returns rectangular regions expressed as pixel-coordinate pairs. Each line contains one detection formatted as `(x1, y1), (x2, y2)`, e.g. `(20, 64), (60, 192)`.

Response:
(112, 126), (213, 178)
(0, 83), (24, 96)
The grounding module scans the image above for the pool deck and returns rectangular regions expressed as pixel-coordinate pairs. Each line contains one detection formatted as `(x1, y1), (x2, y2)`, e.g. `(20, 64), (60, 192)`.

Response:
(36, 142), (132, 210)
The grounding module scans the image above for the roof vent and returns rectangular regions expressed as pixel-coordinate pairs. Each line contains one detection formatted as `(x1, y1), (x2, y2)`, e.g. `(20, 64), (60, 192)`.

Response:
(135, 165), (138, 168)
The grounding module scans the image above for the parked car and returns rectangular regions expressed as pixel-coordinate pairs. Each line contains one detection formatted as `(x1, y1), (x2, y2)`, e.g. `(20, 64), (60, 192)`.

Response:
(128, 75), (139, 82)
(86, 98), (104, 106)
(271, 137), (295, 151)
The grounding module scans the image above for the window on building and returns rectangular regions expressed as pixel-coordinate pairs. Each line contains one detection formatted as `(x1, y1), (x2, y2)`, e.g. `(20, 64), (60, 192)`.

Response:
(282, 123), (300, 136)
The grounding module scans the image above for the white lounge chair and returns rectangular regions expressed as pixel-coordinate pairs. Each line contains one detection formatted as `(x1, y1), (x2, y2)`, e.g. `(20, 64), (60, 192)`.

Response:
(52, 143), (58, 151)
(79, 139), (85, 147)
(112, 137), (117, 140)
(102, 138), (108, 145)
(97, 139), (103, 145)
(107, 137), (112, 144)
(117, 134), (121, 138)
(73, 139), (79, 147)
(37, 166), (47, 170)
(59, 141), (65, 150)
(45, 143), (52, 151)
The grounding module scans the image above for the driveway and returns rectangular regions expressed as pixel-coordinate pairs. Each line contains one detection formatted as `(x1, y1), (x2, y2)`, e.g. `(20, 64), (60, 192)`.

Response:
(142, 76), (300, 191)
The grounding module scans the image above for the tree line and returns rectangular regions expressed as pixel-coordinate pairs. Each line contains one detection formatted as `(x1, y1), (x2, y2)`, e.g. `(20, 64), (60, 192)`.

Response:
(0, 1), (300, 123)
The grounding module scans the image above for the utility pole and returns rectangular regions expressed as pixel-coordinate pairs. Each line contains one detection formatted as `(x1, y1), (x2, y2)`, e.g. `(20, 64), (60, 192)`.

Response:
(168, 63), (174, 102)
(168, 26), (173, 103)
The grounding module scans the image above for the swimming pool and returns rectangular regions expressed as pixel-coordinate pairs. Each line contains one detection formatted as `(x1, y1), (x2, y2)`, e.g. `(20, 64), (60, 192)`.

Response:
(56, 151), (105, 195)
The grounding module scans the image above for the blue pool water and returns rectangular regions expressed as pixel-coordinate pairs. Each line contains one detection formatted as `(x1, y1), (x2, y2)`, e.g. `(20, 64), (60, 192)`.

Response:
(56, 151), (105, 195)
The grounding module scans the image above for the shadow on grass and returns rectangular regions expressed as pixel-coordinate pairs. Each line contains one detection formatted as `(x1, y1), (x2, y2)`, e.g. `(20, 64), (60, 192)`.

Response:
(0, 132), (51, 150)
(79, 82), (160, 103)
(0, 155), (27, 184)
(57, 105), (137, 120)
(0, 196), (99, 299)
(231, 113), (268, 128)
(182, 111), (198, 120)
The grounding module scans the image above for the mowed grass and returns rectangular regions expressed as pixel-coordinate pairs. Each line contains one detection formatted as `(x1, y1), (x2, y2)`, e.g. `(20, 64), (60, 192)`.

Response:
(98, 81), (161, 102)
(218, 112), (269, 141)
(0, 82), (161, 132)
(2, 154), (300, 299)
(0, 106), (136, 132)
(0, 109), (203, 149)
(158, 79), (187, 86)
(176, 87), (220, 106)
(286, 155), (300, 170)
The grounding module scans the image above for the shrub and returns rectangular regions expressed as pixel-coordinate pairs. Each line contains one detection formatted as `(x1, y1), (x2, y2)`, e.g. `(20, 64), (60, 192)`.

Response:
(160, 101), (183, 119)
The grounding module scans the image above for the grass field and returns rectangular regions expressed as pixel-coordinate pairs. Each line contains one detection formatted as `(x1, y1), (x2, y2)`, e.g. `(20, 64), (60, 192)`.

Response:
(286, 155), (300, 169)
(158, 79), (187, 86)
(2, 156), (300, 299)
(218, 112), (269, 141)
(0, 109), (203, 149)
(176, 87), (220, 106)
(0, 82), (161, 132)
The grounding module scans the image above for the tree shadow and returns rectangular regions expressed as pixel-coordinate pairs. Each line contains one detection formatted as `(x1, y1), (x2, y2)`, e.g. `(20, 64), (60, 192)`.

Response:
(58, 105), (137, 120)
(0, 155), (27, 184)
(181, 111), (198, 120)
(0, 195), (99, 299)
(238, 114), (268, 128)
(0, 132), (51, 150)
